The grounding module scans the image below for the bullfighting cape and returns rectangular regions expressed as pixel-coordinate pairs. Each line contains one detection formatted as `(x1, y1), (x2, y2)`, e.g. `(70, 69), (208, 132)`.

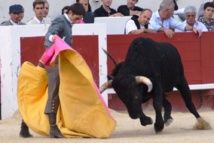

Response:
(17, 36), (116, 138)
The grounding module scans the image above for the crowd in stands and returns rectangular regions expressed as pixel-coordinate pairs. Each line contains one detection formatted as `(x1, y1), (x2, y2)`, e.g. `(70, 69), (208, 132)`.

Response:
(1, 0), (214, 37)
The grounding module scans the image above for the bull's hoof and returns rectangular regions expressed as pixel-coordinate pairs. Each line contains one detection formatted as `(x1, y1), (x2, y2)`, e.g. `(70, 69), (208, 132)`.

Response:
(140, 116), (153, 126)
(164, 116), (173, 127)
(194, 117), (211, 130)
(154, 122), (164, 133)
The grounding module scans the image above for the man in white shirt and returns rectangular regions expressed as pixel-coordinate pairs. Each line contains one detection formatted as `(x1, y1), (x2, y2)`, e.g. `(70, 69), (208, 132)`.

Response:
(27, 0), (51, 25)
(176, 6), (208, 32)
(125, 9), (155, 34)
(149, 0), (201, 38)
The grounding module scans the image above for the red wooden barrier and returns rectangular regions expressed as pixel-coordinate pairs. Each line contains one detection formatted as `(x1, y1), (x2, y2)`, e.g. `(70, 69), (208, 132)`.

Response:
(20, 32), (214, 112)
(20, 35), (99, 85)
(107, 32), (214, 111)
(107, 32), (214, 84)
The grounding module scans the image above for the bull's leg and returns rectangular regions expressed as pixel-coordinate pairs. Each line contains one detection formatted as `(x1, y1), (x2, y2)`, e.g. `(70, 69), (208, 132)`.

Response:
(175, 77), (200, 118)
(175, 77), (211, 130)
(139, 113), (153, 126)
(124, 96), (153, 126)
(152, 82), (164, 133)
(162, 96), (173, 126)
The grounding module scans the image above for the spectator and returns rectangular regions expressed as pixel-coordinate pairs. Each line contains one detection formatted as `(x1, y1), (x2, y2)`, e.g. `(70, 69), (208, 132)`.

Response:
(27, 0), (51, 25)
(76, 0), (94, 23)
(43, 0), (49, 17)
(0, 4), (33, 138)
(1, 4), (25, 25)
(77, 0), (89, 11)
(42, 3), (85, 138)
(94, 0), (123, 17)
(61, 5), (69, 14)
(198, 2), (214, 31)
(117, 0), (143, 16)
(149, 0), (201, 38)
(198, 0), (214, 19)
(176, 6), (207, 32)
(125, 9), (155, 34)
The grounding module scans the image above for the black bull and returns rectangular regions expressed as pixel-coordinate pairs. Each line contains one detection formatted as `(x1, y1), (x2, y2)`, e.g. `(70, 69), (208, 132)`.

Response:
(100, 37), (211, 133)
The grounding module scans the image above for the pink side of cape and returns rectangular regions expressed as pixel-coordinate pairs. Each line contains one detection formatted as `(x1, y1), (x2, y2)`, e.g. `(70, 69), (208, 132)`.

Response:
(42, 36), (114, 119)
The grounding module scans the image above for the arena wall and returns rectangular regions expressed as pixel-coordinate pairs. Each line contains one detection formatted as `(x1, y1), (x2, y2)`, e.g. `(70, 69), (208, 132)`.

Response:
(0, 15), (214, 120)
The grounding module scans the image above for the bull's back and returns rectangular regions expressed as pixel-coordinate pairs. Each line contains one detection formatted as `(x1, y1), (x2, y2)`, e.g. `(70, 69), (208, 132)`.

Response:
(122, 37), (184, 91)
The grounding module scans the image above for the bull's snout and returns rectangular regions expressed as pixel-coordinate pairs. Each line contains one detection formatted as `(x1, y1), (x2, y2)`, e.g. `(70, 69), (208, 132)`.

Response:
(127, 108), (143, 119)
(129, 113), (141, 119)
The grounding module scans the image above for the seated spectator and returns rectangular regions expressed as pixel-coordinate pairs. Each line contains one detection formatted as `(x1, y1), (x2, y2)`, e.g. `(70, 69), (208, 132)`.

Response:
(94, 0), (123, 17)
(61, 5), (69, 14)
(125, 9), (155, 34)
(149, 0), (201, 38)
(76, 0), (94, 23)
(198, 2), (214, 31)
(117, 0), (143, 16)
(176, 6), (207, 32)
(27, 0), (51, 24)
(198, 0), (214, 19)
(1, 4), (25, 25)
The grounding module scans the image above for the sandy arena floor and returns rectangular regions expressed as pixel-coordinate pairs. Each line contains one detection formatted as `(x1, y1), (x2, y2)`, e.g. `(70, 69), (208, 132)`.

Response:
(0, 108), (213, 143)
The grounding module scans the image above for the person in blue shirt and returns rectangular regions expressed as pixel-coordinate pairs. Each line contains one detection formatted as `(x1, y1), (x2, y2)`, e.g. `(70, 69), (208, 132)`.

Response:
(149, 0), (202, 38)
(176, 6), (208, 32)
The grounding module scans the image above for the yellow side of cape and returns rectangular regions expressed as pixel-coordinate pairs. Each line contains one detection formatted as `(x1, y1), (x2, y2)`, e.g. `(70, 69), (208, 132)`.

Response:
(17, 37), (116, 138)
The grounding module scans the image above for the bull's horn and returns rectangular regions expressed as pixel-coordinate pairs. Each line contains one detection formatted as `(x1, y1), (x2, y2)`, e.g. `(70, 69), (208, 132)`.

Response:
(135, 76), (153, 92)
(99, 80), (113, 93)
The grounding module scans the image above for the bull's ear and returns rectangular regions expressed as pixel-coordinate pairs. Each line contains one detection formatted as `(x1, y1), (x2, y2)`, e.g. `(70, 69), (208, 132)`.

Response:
(107, 75), (114, 80)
